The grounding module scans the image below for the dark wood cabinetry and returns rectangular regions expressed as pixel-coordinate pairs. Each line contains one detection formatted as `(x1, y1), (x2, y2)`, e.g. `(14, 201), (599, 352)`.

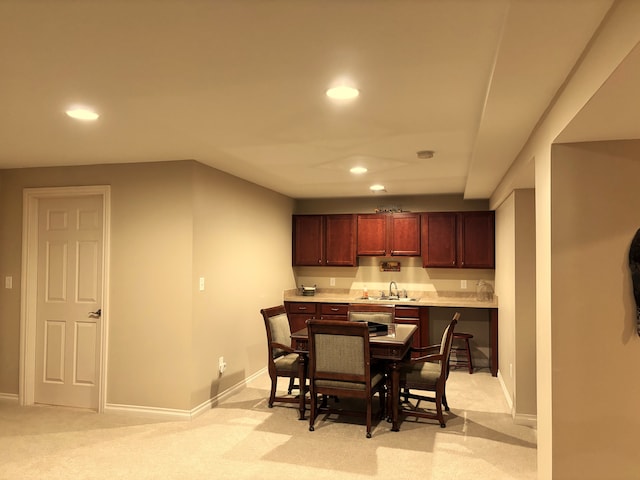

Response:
(285, 302), (317, 332)
(292, 214), (356, 266)
(356, 213), (420, 257)
(394, 305), (427, 349)
(459, 211), (495, 268)
(421, 211), (494, 268)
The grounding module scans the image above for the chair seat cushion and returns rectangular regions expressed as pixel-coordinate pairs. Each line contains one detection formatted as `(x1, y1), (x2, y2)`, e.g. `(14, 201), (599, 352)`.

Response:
(274, 353), (299, 374)
(315, 371), (385, 391)
(401, 361), (441, 388)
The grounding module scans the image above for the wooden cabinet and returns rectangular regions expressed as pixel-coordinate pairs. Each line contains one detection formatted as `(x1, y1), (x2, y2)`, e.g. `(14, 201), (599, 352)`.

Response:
(421, 211), (494, 268)
(356, 213), (420, 257)
(319, 303), (348, 320)
(292, 214), (356, 266)
(395, 305), (425, 349)
(285, 302), (317, 332)
(459, 211), (495, 268)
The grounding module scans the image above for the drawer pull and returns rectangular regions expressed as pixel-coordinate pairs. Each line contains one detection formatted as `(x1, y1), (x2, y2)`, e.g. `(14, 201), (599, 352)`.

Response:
(330, 308), (339, 312)
(298, 306), (307, 311)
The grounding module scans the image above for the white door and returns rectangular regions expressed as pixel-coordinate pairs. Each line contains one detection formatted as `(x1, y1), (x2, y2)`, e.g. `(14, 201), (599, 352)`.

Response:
(34, 194), (104, 409)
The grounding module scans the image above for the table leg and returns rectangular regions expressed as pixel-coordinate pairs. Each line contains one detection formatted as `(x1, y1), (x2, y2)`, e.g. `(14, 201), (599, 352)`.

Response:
(297, 352), (307, 420)
(490, 309), (498, 377)
(389, 360), (401, 431)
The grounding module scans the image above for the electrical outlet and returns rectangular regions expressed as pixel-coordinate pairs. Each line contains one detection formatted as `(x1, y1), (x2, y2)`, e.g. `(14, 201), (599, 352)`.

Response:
(329, 277), (336, 286)
(510, 363), (513, 378)
(199, 277), (205, 291)
(461, 280), (467, 289)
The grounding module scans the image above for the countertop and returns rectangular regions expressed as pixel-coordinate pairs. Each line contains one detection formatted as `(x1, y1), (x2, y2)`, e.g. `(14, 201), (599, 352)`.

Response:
(283, 288), (498, 309)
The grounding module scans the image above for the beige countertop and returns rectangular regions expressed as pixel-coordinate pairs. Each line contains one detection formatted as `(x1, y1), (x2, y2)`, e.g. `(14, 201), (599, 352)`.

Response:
(283, 288), (498, 309)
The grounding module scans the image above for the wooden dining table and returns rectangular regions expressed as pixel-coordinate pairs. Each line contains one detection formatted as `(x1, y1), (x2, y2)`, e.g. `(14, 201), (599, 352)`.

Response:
(291, 323), (417, 432)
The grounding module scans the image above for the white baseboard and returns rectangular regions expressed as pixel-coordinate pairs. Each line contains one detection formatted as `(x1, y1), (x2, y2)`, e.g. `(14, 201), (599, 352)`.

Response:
(104, 367), (267, 420)
(497, 369), (537, 428)
(0, 392), (19, 402)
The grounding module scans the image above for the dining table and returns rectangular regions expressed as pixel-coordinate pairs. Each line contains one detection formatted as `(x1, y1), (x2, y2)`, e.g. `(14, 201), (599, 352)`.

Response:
(291, 322), (417, 432)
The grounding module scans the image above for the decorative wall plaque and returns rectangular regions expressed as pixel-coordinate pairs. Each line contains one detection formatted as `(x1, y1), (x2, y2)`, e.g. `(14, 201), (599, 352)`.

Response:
(380, 261), (400, 272)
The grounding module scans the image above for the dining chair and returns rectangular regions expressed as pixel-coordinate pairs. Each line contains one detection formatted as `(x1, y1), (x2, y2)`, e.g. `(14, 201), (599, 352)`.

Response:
(347, 303), (395, 323)
(260, 305), (305, 409)
(399, 312), (460, 427)
(306, 319), (386, 438)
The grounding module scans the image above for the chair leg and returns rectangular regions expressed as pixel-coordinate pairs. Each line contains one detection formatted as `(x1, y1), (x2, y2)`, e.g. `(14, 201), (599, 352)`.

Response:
(268, 375), (277, 408)
(287, 377), (295, 394)
(465, 338), (474, 374)
(309, 390), (317, 432)
(436, 390), (445, 428)
(366, 398), (372, 438)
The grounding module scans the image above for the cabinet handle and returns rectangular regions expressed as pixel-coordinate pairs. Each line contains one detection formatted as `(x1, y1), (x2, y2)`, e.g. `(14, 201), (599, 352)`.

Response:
(330, 308), (338, 312)
(298, 306), (307, 311)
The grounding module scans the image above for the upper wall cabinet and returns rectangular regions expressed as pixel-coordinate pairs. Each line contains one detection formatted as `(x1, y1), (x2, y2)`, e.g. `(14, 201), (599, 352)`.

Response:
(292, 214), (357, 266)
(356, 213), (421, 257)
(421, 211), (495, 268)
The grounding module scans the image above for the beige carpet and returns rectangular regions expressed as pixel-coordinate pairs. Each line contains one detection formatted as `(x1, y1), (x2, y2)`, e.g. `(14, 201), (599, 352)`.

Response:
(0, 370), (536, 479)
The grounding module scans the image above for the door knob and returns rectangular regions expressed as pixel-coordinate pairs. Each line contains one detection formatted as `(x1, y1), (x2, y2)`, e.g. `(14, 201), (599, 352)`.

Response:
(88, 309), (101, 318)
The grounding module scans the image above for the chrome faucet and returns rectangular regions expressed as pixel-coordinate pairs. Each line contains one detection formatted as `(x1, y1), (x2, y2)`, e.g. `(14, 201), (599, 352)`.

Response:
(389, 281), (398, 298)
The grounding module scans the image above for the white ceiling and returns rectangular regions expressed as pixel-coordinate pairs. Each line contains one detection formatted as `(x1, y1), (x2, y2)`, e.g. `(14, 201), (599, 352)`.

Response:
(0, 0), (631, 200)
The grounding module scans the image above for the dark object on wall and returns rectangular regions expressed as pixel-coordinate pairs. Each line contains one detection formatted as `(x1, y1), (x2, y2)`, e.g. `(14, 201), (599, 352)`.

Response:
(629, 228), (640, 336)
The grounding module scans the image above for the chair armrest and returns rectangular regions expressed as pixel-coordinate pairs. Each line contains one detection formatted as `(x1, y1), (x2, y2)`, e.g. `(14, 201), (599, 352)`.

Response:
(409, 344), (439, 355)
(408, 352), (444, 364)
(271, 342), (296, 354)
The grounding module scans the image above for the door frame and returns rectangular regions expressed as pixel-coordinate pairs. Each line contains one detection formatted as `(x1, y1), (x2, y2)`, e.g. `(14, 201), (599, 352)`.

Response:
(19, 186), (111, 411)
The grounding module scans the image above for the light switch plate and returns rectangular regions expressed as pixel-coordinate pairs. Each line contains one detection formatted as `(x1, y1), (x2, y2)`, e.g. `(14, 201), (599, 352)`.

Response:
(5, 276), (12, 289)
(199, 277), (205, 291)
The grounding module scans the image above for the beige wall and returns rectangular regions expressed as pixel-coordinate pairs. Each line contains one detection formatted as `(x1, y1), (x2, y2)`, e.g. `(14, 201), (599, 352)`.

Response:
(551, 140), (640, 479)
(191, 162), (295, 409)
(495, 189), (536, 421)
(0, 160), (296, 412)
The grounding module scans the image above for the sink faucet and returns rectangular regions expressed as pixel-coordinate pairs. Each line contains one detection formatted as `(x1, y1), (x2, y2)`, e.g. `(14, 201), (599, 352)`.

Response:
(389, 281), (398, 298)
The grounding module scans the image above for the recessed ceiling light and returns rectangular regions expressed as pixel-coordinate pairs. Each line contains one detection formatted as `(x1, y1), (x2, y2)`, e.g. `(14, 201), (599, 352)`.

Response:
(326, 85), (359, 100)
(66, 106), (99, 121)
(416, 150), (435, 159)
(370, 184), (386, 192)
(350, 166), (368, 174)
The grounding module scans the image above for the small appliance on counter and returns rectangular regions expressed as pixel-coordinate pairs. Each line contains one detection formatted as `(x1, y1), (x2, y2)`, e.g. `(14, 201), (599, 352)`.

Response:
(300, 285), (317, 296)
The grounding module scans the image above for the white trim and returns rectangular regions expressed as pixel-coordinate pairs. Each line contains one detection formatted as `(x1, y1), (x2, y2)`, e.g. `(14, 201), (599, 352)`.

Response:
(497, 369), (513, 412)
(104, 368), (267, 420)
(497, 369), (537, 428)
(19, 186), (111, 412)
(0, 393), (19, 402)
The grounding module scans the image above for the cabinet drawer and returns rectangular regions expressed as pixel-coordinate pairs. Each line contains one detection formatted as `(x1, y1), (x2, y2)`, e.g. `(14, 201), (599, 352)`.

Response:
(320, 303), (348, 316)
(395, 306), (420, 318)
(287, 302), (317, 314)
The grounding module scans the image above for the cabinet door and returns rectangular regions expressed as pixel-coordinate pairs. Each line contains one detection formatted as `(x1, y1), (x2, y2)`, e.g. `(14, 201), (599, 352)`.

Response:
(325, 215), (356, 266)
(459, 211), (495, 268)
(389, 213), (420, 256)
(421, 213), (457, 267)
(285, 302), (317, 332)
(292, 215), (323, 266)
(356, 214), (387, 256)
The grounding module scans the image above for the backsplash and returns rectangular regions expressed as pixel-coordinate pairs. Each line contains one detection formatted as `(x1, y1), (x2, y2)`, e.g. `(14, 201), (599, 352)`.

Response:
(293, 256), (494, 296)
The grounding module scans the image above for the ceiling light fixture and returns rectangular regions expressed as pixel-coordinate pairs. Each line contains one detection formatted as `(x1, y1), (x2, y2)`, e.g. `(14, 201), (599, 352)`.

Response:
(416, 150), (435, 159)
(370, 184), (386, 193)
(350, 166), (368, 174)
(326, 85), (359, 100)
(65, 106), (99, 121)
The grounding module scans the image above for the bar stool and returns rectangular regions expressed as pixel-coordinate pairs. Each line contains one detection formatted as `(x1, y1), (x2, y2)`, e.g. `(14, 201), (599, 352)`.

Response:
(450, 332), (474, 374)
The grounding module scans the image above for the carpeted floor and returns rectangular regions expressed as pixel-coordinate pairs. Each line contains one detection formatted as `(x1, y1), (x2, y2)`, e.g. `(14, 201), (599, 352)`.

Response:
(0, 369), (536, 479)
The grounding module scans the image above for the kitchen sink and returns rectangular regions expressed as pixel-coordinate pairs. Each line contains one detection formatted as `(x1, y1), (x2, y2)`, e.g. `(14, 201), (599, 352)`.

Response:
(357, 296), (420, 302)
